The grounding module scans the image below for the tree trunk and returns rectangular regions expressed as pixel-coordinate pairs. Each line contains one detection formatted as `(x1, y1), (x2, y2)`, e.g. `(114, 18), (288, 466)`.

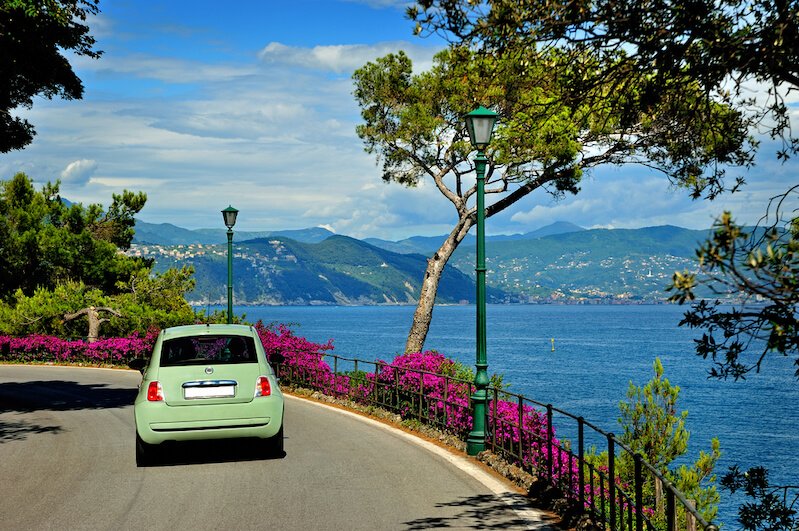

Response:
(405, 218), (472, 353)
(64, 306), (121, 343)
(86, 309), (102, 343)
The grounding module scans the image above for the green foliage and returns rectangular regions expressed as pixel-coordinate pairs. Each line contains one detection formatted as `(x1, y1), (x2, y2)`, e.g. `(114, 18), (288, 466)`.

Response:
(721, 466), (799, 530)
(92, 190), (148, 250)
(410, 1), (756, 196)
(668, 192), (799, 379)
(106, 266), (198, 335)
(618, 359), (689, 469)
(0, 173), (200, 338)
(0, 281), (107, 337)
(615, 359), (721, 524)
(0, 266), (198, 338)
(353, 47), (587, 194)
(0, 0), (101, 152)
(0, 173), (150, 298)
(410, 0), (786, 196)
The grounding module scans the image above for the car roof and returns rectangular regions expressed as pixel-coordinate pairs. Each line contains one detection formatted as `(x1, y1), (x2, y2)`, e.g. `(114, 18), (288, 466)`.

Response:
(161, 324), (257, 339)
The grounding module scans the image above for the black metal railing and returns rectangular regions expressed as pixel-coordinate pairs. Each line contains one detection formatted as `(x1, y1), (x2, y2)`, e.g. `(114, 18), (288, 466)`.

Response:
(275, 353), (718, 531)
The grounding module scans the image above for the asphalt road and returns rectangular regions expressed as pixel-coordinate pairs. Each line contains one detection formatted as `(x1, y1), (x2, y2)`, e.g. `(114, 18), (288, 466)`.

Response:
(0, 365), (557, 530)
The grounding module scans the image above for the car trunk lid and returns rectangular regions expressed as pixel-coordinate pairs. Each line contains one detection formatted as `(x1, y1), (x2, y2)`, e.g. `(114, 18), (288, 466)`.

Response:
(159, 364), (260, 406)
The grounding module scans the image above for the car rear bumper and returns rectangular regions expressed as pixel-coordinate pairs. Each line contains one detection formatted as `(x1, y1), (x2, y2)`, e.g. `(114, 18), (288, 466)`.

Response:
(135, 399), (283, 444)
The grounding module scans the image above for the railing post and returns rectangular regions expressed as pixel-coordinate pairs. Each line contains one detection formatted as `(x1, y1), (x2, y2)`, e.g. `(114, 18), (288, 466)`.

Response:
(418, 369), (424, 420)
(608, 433), (617, 531)
(686, 499), (697, 531)
(628, 500), (633, 531)
(578, 417), (585, 511)
(600, 474), (607, 523)
(547, 404), (554, 481)
(518, 396), (524, 463)
(353, 359), (359, 399)
(634, 453), (644, 531)
(667, 487), (676, 531)
(373, 362), (380, 405)
(333, 356), (338, 397)
(443, 375), (449, 429)
(491, 387), (498, 452)
(394, 366), (399, 411)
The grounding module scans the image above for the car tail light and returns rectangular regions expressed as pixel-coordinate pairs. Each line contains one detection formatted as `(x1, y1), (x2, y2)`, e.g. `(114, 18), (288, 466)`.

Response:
(255, 376), (271, 397)
(147, 381), (164, 402)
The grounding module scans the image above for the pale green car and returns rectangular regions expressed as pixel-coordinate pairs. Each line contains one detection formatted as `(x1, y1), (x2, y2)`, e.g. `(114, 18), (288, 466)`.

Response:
(131, 324), (284, 466)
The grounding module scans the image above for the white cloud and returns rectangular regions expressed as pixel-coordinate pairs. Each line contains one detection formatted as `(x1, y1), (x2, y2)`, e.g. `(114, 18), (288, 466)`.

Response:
(344, 0), (413, 8)
(4, 3), (797, 242)
(60, 159), (98, 186)
(80, 54), (257, 85)
(258, 41), (437, 74)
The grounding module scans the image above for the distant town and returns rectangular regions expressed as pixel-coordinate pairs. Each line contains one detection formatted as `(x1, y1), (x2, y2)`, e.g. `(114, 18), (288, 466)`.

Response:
(127, 221), (733, 306)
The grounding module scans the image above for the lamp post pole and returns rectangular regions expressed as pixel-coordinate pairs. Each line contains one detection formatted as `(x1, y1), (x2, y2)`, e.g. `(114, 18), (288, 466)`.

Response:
(221, 206), (238, 324)
(464, 106), (497, 456)
(467, 148), (490, 456)
(226, 227), (234, 324)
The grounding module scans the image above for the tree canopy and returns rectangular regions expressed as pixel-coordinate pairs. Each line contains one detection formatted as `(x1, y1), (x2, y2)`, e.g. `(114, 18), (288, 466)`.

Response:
(616, 358), (721, 524)
(355, 14), (752, 352)
(410, 0), (797, 165)
(669, 194), (799, 380)
(0, 0), (101, 152)
(0, 173), (199, 338)
(0, 173), (147, 298)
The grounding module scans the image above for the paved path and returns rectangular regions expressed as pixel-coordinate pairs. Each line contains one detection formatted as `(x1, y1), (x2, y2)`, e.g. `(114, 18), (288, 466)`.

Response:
(0, 365), (558, 530)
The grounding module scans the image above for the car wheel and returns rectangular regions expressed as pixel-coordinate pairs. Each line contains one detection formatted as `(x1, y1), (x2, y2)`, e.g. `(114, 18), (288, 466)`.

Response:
(264, 424), (284, 457)
(135, 433), (157, 467)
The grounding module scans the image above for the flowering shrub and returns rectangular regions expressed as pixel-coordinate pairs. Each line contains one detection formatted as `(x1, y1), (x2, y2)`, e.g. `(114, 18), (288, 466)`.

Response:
(251, 322), (582, 500)
(254, 321), (350, 395)
(0, 329), (158, 365)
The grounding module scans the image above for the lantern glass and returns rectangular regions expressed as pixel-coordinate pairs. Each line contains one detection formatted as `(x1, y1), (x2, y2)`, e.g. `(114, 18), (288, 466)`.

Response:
(465, 106), (498, 149)
(221, 206), (238, 229)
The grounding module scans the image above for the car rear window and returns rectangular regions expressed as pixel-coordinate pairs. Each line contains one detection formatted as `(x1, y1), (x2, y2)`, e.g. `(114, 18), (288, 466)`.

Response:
(159, 335), (258, 367)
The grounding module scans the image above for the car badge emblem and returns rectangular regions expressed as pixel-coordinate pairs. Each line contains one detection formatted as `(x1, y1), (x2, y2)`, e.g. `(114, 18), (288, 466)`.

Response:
(205, 367), (214, 375)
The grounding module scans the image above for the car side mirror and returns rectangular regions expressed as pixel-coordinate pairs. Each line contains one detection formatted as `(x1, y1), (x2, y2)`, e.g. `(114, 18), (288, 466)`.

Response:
(129, 358), (147, 374)
(269, 353), (285, 365)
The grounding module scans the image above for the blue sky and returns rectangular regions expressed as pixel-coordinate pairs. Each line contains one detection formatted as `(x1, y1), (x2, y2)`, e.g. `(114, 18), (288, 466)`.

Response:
(1, 0), (797, 240)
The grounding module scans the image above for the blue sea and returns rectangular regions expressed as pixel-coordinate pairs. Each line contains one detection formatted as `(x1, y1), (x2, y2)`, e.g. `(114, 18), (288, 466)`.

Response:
(233, 303), (797, 527)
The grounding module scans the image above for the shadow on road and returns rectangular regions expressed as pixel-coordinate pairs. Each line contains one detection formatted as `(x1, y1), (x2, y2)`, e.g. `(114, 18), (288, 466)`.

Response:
(0, 380), (137, 413)
(0, 419), (63, 443)
(141, 438), (287, 467)
(403, 493), (560, 530)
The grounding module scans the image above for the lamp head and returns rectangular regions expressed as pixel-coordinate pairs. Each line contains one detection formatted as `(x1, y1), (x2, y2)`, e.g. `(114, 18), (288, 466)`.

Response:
(221, 205), (239, 229)
(465, 106), (498, 150)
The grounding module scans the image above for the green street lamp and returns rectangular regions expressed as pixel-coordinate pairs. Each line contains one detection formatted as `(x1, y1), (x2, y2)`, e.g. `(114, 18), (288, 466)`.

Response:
(465, 106), (498, 456)
(221, 205), (239, 324)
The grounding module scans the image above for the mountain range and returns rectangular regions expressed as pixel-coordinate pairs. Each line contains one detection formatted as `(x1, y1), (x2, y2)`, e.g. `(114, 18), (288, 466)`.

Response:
(133, 222), (334, 246)
(131, 220), (710, 305)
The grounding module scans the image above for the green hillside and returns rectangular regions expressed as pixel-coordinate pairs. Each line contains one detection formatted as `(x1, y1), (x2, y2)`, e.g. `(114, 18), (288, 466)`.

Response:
(134, 222), (720, 304)
(144, 235), (495, 305)
(133, 219), (333, 245)
(449, 225), (711, 300)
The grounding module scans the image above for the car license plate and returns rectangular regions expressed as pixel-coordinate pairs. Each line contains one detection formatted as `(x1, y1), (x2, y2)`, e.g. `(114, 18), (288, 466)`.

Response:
(184, 385), (235, 399)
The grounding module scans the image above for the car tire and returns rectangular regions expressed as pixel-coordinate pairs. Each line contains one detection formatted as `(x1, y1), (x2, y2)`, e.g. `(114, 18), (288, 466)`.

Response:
(264, 424), (284, 457)
(135, 433), (157, 467)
